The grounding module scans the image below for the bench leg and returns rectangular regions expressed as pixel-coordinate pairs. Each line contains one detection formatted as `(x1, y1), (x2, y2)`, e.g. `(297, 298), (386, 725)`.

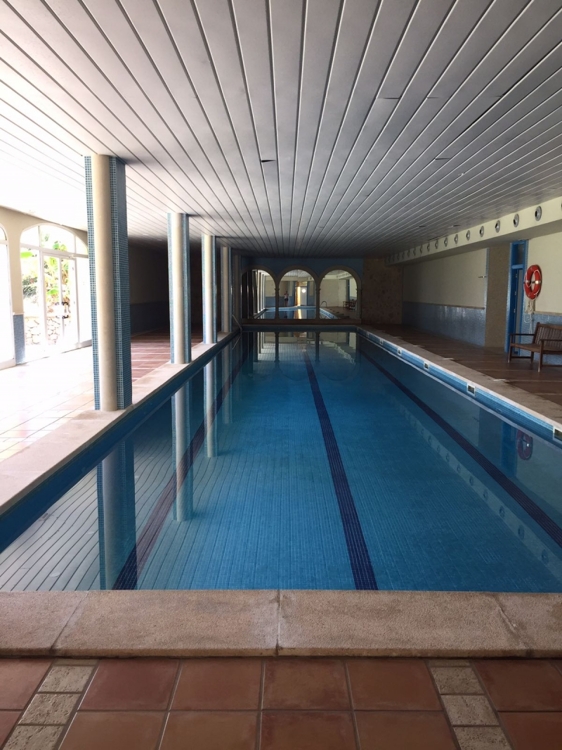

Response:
(538, 352), (542, 372)
(531, 351), (534, 366)
(508, 345), (512, 363)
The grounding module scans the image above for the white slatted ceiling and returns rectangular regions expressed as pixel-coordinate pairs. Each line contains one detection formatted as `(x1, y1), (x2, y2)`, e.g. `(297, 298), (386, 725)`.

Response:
(0, 0), (561, 256)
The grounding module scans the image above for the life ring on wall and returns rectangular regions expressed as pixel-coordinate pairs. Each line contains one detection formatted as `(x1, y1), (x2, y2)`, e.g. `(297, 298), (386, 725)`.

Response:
(524, 265), (542, 299)
(516, 430), (533, 461)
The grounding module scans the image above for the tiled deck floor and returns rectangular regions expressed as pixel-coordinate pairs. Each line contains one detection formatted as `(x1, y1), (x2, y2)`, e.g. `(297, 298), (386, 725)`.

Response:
(376, 325), (562, 407)
(0, 331), (180, 464)
(0, 657), (561, 749)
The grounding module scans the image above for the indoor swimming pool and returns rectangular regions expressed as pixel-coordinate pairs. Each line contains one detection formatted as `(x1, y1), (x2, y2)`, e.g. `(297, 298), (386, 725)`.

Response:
(1, 330), (561, 593)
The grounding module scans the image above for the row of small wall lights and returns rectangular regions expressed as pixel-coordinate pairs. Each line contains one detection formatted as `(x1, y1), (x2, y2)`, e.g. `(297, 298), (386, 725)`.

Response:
(392, 204), (549, 263)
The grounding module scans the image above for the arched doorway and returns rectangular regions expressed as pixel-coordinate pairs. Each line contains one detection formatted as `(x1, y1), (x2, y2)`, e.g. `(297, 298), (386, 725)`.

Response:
(278, 268), (317, 319)
(0, 225), (14, 369)
(319, 268), (360, 319)
(20, 224), (91, 360)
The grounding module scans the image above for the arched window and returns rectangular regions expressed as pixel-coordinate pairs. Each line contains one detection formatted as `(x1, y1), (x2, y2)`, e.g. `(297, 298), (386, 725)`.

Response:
(20, 224), (91, 360)
(319, 269), (360, 319)
(278, 269), (317, 319)
(0, 225), (14, 368)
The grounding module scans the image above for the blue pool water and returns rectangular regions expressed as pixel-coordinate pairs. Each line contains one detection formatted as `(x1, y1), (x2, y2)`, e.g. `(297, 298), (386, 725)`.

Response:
(1, 330), (562, 592)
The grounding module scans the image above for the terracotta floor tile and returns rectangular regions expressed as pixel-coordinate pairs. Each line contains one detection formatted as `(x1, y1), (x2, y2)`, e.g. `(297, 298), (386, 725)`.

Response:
(81, 659), (178, 711)
(0, 711), (19, 745)
(161, 711), (257, 750)
(263, 659), (349, 710)
(475, 660), (562, 711)
(172, 659), (262, 711)
(355, 711), (457, 750)
(501, 712), (562, 750)
(59, 711), (164, 750)
(347, 659), (441, 711)
(260, 711), (356, 750)
(0, 660), (51, 709)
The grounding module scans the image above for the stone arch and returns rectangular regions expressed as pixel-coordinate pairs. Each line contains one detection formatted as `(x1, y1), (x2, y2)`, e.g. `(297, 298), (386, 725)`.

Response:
(318, 265), (361, 319)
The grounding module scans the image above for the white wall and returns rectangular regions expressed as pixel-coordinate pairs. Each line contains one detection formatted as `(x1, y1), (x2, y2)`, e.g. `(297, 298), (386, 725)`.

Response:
(527, 231), (562, 314)
(403, 248), (487, 308)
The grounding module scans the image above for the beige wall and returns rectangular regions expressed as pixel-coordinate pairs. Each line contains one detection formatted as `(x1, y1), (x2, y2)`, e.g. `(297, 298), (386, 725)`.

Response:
(527, 231), (562, 314)
(0, 206), (87, 315)
(403, 248), (487, 308)
(485, 244), (510, 348)
(128, 246), (168, 304)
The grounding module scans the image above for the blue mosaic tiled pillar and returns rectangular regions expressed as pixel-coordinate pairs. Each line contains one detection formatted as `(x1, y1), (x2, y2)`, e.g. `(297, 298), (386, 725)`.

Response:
(201, 234), (217, 344)
(167, 213), (191, 364)
(84, 155), (132, 410)
(220, 244), (232, 333)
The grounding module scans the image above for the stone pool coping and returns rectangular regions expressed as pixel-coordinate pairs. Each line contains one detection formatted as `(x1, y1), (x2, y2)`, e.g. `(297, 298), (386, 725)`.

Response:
(0, 590), (561, 657)
(0, 333), (235, 519)
(361, 326), (562, 437)
(0, 326), (561, 658)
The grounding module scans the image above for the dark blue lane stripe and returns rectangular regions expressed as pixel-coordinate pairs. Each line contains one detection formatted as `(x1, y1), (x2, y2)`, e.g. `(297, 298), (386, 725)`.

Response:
(361, 348), (562, 550)
(303, 350), (377, 590)
(113, 342), (249, 589)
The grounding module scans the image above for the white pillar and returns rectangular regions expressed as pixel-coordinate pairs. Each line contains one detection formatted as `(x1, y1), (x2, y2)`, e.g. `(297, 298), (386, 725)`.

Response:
(220, 244), (232, 333)
(85, 154), (131, 411)
(201, 234), (217, 344)
(232, 253), (241, 323)
(167, 213), (191, 364)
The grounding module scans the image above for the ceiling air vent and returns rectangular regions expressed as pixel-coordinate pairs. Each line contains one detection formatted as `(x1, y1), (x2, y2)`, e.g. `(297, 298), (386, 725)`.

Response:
(479, 226), (485, 237)
(444, 237), (448, 247)
(454, 234), (459, 244)
(466, 230), (471, 240)
(535, 206), (542, 221)
(513, 213), (520, 227)
(495, 220), (501, 232)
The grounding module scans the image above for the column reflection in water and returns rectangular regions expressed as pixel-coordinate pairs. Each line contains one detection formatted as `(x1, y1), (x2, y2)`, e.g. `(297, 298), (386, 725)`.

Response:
(205, 359), (218, 458)
(172, 382), (193, 522)
(315, 332), (320, 362)
(275, 332), (280, 363)
(222, 346), (232, 425)
(98, 437), (136, 589)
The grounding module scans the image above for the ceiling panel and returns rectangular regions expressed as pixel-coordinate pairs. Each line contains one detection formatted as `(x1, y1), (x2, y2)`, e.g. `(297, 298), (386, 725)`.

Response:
(0, 0), (561, 256)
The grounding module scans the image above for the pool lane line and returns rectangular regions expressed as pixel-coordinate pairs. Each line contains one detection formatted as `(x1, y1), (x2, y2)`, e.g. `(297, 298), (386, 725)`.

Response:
(303, 350), (378, 590)
(113, 341), (250, 589)
(360, 348), (562, 551)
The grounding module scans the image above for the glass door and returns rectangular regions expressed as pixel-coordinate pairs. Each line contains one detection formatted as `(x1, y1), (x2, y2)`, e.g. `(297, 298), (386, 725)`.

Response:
(0, 244), (15, 369)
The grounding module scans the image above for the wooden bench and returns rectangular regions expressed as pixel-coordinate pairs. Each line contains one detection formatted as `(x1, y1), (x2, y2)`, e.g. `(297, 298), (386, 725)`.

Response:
(508, 323), (562, 371)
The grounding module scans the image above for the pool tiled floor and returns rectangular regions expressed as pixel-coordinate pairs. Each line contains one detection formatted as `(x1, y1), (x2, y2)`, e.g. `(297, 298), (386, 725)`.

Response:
(0, 331), (190, 463)
(0, 657), (561, 748)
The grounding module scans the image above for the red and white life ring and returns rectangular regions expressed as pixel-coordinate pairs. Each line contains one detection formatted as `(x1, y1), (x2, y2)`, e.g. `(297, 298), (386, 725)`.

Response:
(524, 265), (542, 299)
(516, 430), (533, 461)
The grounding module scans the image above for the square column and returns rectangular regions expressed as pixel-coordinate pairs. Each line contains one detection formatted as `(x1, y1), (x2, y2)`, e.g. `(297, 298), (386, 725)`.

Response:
(85, 155), (131, 411)
(220, 244), (232, 333)
(167, 213), (191, 363)
(232, 253), (241, 323)
(201, 234), (217, 344)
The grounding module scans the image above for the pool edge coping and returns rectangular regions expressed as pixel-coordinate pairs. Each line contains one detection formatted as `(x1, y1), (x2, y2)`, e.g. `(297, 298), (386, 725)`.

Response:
(0, 590), (560, 657)
(358, 326), (562, 441)
(0, 332), (237, 519)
